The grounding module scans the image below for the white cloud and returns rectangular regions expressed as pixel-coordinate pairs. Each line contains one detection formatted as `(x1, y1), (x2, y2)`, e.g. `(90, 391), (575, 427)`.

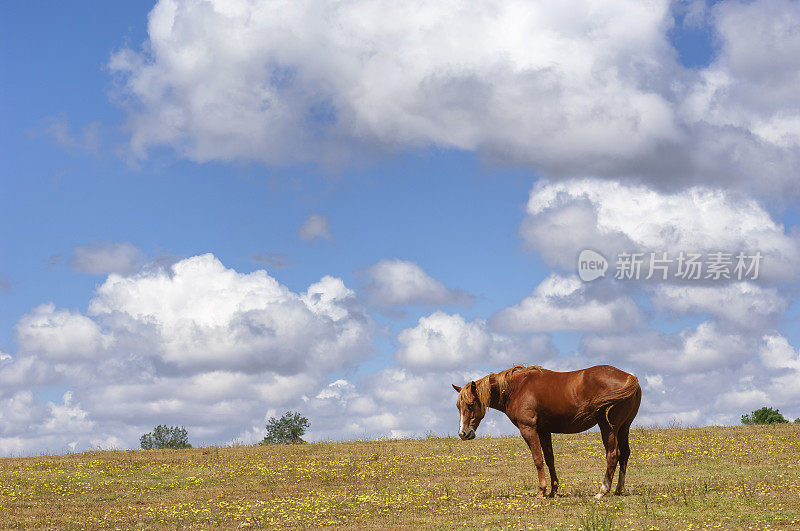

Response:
(0, 354), (55, 391)
(298, 214), (332, 242)
(670, 0), (800, 196)
(512, 177), (799, 427)
(358, 259), (472, 308)
(395, 311), (554, 372)
(519, 179), (800, 280)
(490, 273), (641, 333)
(684, 0), (800, 150)
(108, 0), (800, 195)
(582, 321), (755, 373)
(759, 334), (800, 371)
(715, 389), (770, 412)
(82, 253), (371, 374)
(0, 392), (43, 436)
(0, 254), (374, 454)
(15, 303), (114, 361)
(109, 0), (679, 170)
(42, 392), (95, 435)
(767, 371), (800, 406)
(304, 367), (522, 441)
(0, 391), (99, 455)
(634, 408), (703, 428)
(578, 326), (800, 425)
(651, 282), (787, 330)
(81, 371), (318, 428)
(315, 379), (356, 401)
(71, 242), (143, 275)
(643, 374), (666, 394)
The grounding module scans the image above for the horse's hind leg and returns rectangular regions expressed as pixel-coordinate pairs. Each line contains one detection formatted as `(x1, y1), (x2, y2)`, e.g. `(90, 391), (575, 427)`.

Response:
(614, 423), (631, 495)
(539, 430), (559, 497)
(614, 389), (640, 495)
(595, 411), (619, 499)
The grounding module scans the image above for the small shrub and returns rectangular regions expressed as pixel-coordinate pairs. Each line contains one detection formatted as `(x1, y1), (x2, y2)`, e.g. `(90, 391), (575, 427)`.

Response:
(140, 425), (192, 449)
(262, 411), (309, 444)
(741, 407), (788, 425)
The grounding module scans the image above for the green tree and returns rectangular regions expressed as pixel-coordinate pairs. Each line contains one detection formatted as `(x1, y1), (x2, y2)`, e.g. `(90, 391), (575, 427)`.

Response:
(741, 407), (789, 425)
(262, 411), (309, 444)
(140, 425), (192, 449)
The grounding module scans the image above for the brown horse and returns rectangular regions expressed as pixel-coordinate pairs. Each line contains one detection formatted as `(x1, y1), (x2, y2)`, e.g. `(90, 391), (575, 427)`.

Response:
(453, 364), (641, 498)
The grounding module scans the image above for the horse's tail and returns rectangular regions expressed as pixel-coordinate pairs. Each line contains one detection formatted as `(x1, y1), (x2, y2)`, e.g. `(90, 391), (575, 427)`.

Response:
(600, 374), (640, 425)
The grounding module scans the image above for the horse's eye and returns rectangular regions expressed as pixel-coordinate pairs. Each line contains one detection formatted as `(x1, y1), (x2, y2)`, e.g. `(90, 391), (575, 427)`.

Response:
(467, 403), (473, 410)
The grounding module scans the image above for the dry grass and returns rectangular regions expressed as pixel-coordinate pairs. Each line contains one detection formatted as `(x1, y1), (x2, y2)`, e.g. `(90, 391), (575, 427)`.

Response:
(1, 424), (799, 529)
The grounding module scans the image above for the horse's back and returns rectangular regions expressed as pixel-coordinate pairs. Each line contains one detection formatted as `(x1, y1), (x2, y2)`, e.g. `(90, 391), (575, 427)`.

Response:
(522, 365), (634, 396)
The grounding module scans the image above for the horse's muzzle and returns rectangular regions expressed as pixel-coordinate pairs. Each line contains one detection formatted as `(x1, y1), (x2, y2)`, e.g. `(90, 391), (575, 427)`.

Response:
(459, 428), (476, 440)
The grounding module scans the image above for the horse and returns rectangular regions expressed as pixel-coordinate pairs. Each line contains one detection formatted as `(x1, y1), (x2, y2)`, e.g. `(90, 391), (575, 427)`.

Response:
(452, 364), (641, 498)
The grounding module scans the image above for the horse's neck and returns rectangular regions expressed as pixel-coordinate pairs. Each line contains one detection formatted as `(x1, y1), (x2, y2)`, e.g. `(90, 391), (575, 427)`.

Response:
(486, 373), (509, 413)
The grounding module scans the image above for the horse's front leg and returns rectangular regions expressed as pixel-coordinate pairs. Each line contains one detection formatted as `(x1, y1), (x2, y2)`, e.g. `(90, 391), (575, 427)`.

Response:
(539, 430), (558, 497)
(519, 424), (547, 497)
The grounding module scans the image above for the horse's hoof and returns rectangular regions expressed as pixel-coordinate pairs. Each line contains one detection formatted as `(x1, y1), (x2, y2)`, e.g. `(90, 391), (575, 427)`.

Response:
(594, 492), (605, 499)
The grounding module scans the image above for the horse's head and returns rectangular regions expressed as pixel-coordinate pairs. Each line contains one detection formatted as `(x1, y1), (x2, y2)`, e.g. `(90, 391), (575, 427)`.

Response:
(452, 381), (486, 440)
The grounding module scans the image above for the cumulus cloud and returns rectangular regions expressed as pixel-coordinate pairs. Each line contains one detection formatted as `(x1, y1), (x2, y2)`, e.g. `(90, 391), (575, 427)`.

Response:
(82, 371), (318, 429)
(510, 176), (800, 425)
(0, 391), (98, 456)
(651, 282), (787, 330)
(395, 311), (554, 372)
(574, 325), (800, 426)
(358, 259), (473, 308)
(490, 274), (641, 333)
(108, 0), (800, 195)
(109, 0), (679, 169)
(715, 388), (770, 412)
(81, 253), (371, 374)
(759, 334), (800, 371)
(679, 0), (800, 192)
(305, 367), (526, 441)
(518, 179), (800, 280)
(71, 242), (143, 275)
(298, 214), (332, 242)
(581, 321), (755, 373)
(15, 303), (114, 361)
(1, 254), (374, 454)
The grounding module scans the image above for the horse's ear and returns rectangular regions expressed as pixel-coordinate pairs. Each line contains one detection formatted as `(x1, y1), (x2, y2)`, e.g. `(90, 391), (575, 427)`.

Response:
(469, 381), (477, 394)
(452, 384), (461, 392)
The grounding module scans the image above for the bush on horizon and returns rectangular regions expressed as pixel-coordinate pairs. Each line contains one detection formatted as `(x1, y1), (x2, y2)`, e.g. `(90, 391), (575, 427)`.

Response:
(140, 425), (192, 450)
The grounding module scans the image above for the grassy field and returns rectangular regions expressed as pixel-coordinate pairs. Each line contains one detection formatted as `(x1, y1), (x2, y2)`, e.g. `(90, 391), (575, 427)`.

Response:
(0, 424), (798, 529)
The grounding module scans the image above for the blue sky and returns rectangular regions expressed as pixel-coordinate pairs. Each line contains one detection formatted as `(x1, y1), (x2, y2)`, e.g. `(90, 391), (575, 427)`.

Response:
(2, 0), (800, 454)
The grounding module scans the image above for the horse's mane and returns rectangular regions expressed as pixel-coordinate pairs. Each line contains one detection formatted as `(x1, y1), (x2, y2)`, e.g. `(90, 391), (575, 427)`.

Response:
(475, 365), (541, 407)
